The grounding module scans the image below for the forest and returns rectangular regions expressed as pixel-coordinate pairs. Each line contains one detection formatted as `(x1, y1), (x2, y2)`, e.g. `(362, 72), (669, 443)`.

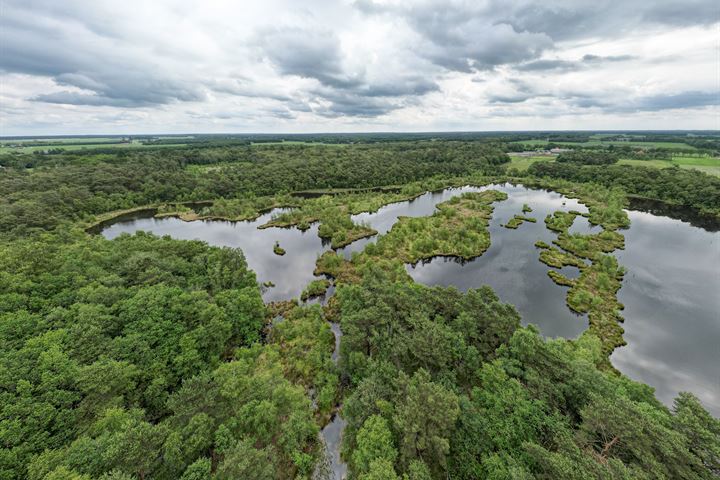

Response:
(1, 136), (719, 480)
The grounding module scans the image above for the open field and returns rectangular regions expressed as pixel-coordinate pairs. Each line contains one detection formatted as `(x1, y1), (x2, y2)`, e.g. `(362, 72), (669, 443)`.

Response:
(251, 140), (347, 146)
(0, 139), (187, 153)
(506, 155), (555, 171)
(513, 139), (699, 150)
(618, 156), (720, 176)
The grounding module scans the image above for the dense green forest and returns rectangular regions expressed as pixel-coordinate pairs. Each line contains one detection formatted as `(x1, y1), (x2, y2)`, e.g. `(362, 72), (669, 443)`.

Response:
(0, 142), (507, 237)
(526, 162), (720, 215)
(1, 137), (718, 479)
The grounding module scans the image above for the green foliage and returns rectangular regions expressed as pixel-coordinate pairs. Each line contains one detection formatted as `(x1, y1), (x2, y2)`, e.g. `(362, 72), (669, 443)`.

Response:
(0, 232), (331, 480)
(0, 141), (507, 238)
(504, 214), (536, 229)
(337, 273), (520, 386)
(528, 161), (720, 216)
(557, 150), (620, 165)
(300, 279), (331, 301)
(3, 139), (718, 480)
(269, 305), (338, 416)
(353, 415), (398, 474)
(337, 275), (718, 480)
(273, 241), (286, 256)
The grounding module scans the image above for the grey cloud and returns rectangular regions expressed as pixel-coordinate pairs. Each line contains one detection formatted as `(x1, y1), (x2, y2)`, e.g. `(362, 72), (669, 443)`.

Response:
(256, 25), (440, 117)
(486, 83), (719, 112)
(487, 93), (533, 104)
(206, 79), (292, 102)
(314, 96), (403, 118)
(406, 14), (552, 71)
(627, 91), (720, 112)
(356, 78), (439, 97)
(581, 54), (636, 63)
(264, 107), (296, 120)
(516, 54), (637, 72)
(304, 76), (438, 117)
(516, 59), (580, 72)
(0, 7), (205, 107)
(357, 0), (718, 67)
(508, 1), (719, 41)
(32, 92), (150, 107)
(256, 27), (362, 89)
(562, 90), (719, 112)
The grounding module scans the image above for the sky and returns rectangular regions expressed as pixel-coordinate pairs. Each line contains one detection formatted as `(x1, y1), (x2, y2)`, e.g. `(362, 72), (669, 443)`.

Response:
(1, 0), (719, 135)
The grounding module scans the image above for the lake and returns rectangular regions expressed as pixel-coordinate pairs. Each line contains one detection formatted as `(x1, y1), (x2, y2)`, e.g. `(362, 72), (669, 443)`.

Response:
(101, 184), (720, 416)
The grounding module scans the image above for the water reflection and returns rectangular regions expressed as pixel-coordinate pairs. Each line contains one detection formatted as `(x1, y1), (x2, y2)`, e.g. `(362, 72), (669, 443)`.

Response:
(339, 186), (486, 258)
(102, 210), (328, 302)
(406, 184), (591, 339)
(100, 184), (720, 416)
(611, 210), (720, 416)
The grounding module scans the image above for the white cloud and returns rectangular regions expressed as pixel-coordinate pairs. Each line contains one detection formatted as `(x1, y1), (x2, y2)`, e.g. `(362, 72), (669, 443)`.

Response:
(0, 0), (718, 134)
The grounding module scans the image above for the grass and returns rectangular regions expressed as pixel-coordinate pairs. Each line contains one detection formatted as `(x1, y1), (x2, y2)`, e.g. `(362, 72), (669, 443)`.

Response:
(503, 214), (536, 229)
(300, 279), (331, 301)
(506, 155), (555, 171)
(513, 139), (699, 150)
(536, 194), (629, 360)
(273, 241), (286, 256)
(618, 156), (720, 176)
(0, 139), (186, 154)
(315, 190), (508, 284)
(251, 141), (347, 147)
(257, 183), (447, 249)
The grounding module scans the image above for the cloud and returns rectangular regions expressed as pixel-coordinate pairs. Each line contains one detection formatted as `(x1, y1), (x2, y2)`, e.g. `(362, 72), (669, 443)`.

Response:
(516, 54), (638, 71)
(0, 3), (205, 107)
(254, 24), (440, 117)
(255, 26), (363, 89)
(622, 91), (720, 112)
(0, 0), (718, 133)
(356, 1), (553, 71)
(356, 0), (718, 62)
(581, 54), (636, 63)
(506, 0), (720, 41)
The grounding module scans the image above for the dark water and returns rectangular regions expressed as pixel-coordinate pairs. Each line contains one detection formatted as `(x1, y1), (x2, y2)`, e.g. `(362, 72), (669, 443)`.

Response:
(338, 186), (487, 258)
(406, 184), (592, 339)
(100, 185), (720, 416)
(102, 209), (328, 302)
(611, 210), (720, 415)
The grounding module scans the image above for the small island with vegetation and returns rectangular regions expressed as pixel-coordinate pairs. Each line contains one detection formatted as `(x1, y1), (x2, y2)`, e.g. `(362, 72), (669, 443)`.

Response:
(1, 131), (718, 480)
(273, 240), (286, 256)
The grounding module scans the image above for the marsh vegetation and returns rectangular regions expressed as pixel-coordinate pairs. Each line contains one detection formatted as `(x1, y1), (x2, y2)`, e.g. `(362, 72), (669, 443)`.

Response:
(1, 134), (718, 480)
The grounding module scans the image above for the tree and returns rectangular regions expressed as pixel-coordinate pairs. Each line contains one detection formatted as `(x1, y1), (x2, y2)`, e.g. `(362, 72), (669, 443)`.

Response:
(360, 459), (399, 480)
(214, 439), (276, 480)
(353, 415), (398, 474)
(393, 369), (459, 476)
